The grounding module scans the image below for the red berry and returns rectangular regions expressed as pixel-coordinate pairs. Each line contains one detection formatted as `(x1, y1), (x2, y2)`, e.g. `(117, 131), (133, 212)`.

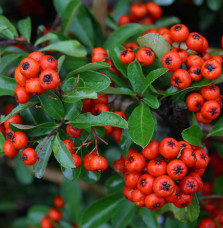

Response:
(3, 140), (19, 157)
(167, 159), (187, 180)
(159, 137), (180, 159)
(66, 124), (82, 138)
(147, 159), (167, 177)
(145, 193), (165, 210)
(71, 154), (82, 168)
(53, 195), (65, 208)
(21, 148), (37, 165)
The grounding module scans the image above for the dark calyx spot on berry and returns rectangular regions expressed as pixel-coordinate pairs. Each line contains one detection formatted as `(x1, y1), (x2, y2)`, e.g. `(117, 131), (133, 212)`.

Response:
(43, 74), (53, 84)
(96, 169), (102, 173)
(22, 62), (30, 70)
(177, 48), (182, 53)
(210, 85), (216, 90)
(21, 155), (28, 161)
(128, 156), (134, 163)
(165, 57), (172, 65)
(210, 108), (217, 115)
(153, 203), (160, 208)
(192, 152), (196, 158)
(11, 136), (15, 143)
(181, 143), (186, 149)
(48, 57), (54, 62)
(168, 140), (175, 147)
(140, 179), (146, 186)
(95, 109), (100, 116)
(201, 153), (206, 160)
(122, 50), (128, 56)
(174, 78), (181, 85)
(188, 182), (195, 189)
(155, 159), (162, 165)
(146, 49), (152, 56)
(193, 34), (200, 39)
(6, 132), (13, 139)
(194, 69), (201, 75)
(175, 25), (182, 31)
(197, 53), (203, 57)
(195, 102), (201, 108)
(206, 64), (215, 72)
(182, 202), (188, 207)
(162, 182), (170, 191)
(174, 166), (183, 174)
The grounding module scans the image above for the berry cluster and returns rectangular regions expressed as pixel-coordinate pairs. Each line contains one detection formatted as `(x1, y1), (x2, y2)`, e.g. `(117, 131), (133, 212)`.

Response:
(186, 84), (222, 123)
(14, 51), (60, 104)
(113, 138), (209, 210)
(40, 195), (64, 228)
(120, 46), (155, 66)
(118, 2), (162, 26)
(1, 105), (37, 166)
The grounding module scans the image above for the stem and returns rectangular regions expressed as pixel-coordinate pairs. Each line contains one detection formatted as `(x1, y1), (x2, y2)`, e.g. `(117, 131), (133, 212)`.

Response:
(62, 74), (80, 95)
(97, 135), (108, 145)
(75, 128), (93, 153)
(37, 131), (56, 156)
(0, 40), (17, 46)
(92, 127), (99, 154)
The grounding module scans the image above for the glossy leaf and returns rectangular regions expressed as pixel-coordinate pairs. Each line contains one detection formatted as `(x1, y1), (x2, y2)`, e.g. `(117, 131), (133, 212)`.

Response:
(206, 0), (222, 11)
(61, 166), (81, 181)
(33, 136), (55, 179)
(208, 117), (223, 137)
(57, 55), (66, 72)
(143, 88), (160, 109)
(70, 112), (128, 129)
(39, 91), (64, 120)
(61, 179), (82, 222)
(112, 199), (137, 228)
(140, 207), (159, 228)
(182, 125), (204, 147)
(62, 87), (97, 103)
(53, 0), (72, 16)
(80, 194), (124, 228)
(27, 205), (50, 225)
(53, 135), (75, 169)
(79, 165), (101, 183)
(0, 133), (5, 153)
(18, 17), (31, 42)
(137, 33), (171, 65)
(0, 15), (18, 39)
(104, 23), (142, 49)
(109, 45), (127, 77)
(127, 61), (147, 94)
(155, 16), (181, 28)
(15, 153), (33, 185)
(0, 54), (23, 74)
(128, 104), (155, 148)
(34, 32), (67, 46)
(102, 87), (135, 97)
(39, 40), (87, 57)
(66, 62), (110, 79)
(170, 194), (200, 222)
(64, 101), (83, 120)
(78, 71), (111, 92)
(10, 122), (58, 138)
(154, 0), (175, 5)
(105, 174), (125, 194)
(62, 77), (84, 91)
(120, 130), (132, 158)
(1, 101), (38, 123)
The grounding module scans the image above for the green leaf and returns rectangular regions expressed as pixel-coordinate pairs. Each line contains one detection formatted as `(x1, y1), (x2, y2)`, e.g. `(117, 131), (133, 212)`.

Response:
(80, 194), (124, 228)
(27, 205), (50, 225)
(79, 165), (101, 183)
(33, 136), (55, 179)
(34, 32), (67, 46)
(0, 15), (18, 39)
(127, 61), (147, 94)
(66, 62), (110, 79)
(15, 152), (33, 184)
(0, 133), (5, 153)
(0, 201), (16, 212)
(70, 112), (128, 129)
(61, 166), (81, 181)
(13, 218), (28, 228)
(62, 77), (84, 91)
(39, 40), (87, 57)
(193, 0), (204, 5)
(64, 101), (83, 120)
(53, 135), (75, 169)
(10, 122), (58, 138)
(164, 217), (197, 228)
(137, 33), (172, 66)
(155, 16), (181, 28)
(78, 71), (111, 92)
(39, 91), (64, 120)
(102, 87), (136, 97)
(112, 199), (137, 228)
(214, 176), (223, 195)
(120, 130), (132, 158)
(206, 0), (222, 11)
(128, 104), (155, 148)
(62, 87), (97, 103)
(182, 125), (204, 147)
(106, 174), (125, 194)
(0, 54), (24, 74)
(112, 0), (131, 21)
(104, 23), (142, 49)
(170, 194), (200, 222)
(140, 207), (159, 228)
(61, 179), (82, 222)
(1, 101), (38, 123)
(208, 117), (223, 137)
(143, 88), (160, 109)
(61, 0), (81, 36)
(53, 0), (72, 16)
(106, 14), (118, 30)
(58, 55), (66, 72)
(18, 17), (31, 42)
(109, 44), (127, 77)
